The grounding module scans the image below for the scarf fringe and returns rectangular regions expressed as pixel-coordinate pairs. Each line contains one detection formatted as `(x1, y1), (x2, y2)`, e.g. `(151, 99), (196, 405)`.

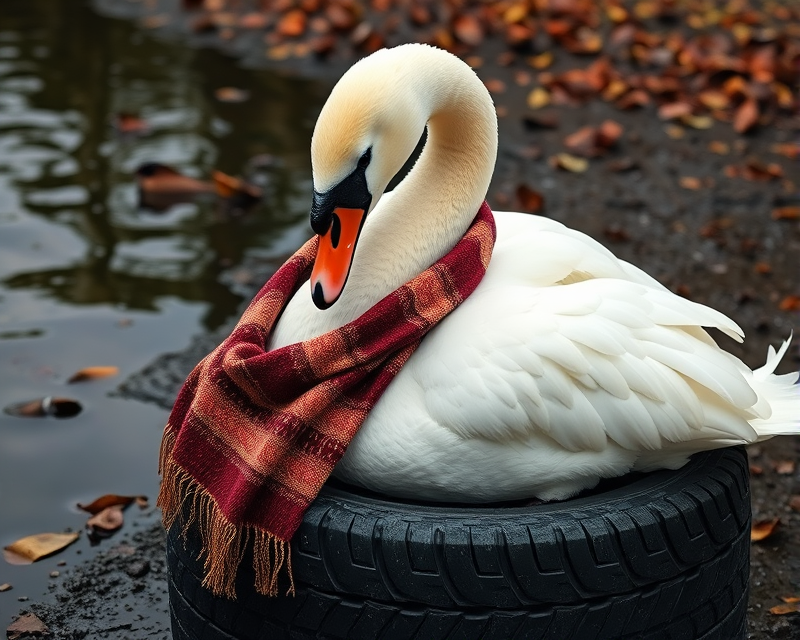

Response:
(158, 425), (295, 599)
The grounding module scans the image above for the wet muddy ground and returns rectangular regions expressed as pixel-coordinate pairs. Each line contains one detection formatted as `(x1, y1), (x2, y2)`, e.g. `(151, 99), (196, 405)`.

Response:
(5, 0), (800, 638)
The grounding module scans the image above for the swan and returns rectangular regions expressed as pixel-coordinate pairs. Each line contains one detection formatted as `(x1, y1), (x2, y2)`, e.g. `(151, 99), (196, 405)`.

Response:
(268, 43), (800, 503)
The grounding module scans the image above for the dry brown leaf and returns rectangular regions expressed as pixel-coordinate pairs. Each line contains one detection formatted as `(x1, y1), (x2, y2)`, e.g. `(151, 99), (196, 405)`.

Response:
(551, 153), (589, 173)
(113, 113), (149, 136)
(484, 78), (506, 94)
(681, 115), (713, 130)
(515, 184), (544, 213)
(749, 463), (764, 476)
(770, 602), (800, 615)
(733, 99), (759, 134)
(87, 506), (125, 535)
(698, 90), (729, 111)
(772, 207), (800, 221)
(751, 517), (780, 542)
(754, 262), (772, 275)
(782, 596), (800, 604)
(597, 120), (623, 147)
(77, 494), (147, 515)
(708, 141), (729, 155)
(771, 143), (800, 159)
(453, 14), (483, 46)
(277, 9), (306, 37)
(6, 613), (49, 640)
(211, 171), (262, 203)
(4, 532), (80, 564)
(658, 102), (693, 121)
(679, 176), (702, 190)
(0, 583), (11, 592)
(67, 366), (119, 383)
(779, 295), (800, 312)
(603, 226), (631, 243)
(214, 87), (250, 103)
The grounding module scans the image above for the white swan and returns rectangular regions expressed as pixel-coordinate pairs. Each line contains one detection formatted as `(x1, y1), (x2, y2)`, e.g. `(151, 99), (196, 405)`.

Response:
(268, 43), (800, 502)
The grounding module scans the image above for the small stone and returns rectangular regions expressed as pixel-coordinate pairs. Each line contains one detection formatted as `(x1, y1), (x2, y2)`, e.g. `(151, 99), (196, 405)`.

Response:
(125, 559), (150, 578)
(0, 583), (11, 591)
(49, 571), (60, 578)
(17, 595), (29, 601)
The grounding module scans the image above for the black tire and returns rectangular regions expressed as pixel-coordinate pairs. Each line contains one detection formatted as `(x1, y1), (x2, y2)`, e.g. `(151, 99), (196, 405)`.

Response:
(167, 446), (751, 640)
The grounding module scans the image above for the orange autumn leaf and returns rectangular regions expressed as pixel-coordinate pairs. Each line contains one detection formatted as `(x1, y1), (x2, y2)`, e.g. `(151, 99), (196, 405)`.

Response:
(782, 596), (800, 604)
(515, 184), (544, 213)
(733, 99), (759, 134)
(779, 295), (800, 311)
(772, 207), (800, 220)
(67, 366), (119, 383)
(769, 602), (800, 615)
(453, 13), (483, 46)
(277, 9), (306, 37)
(679, 176), (702, 190)
(751, 517), (780, 542)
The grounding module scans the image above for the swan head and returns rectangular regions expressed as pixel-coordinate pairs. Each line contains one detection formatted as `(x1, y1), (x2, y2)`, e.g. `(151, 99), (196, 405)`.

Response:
(308, 45), (431, 309)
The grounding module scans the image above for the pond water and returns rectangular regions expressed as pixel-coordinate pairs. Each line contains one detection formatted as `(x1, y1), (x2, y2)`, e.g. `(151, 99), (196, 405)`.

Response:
(0, 0), (331, 623)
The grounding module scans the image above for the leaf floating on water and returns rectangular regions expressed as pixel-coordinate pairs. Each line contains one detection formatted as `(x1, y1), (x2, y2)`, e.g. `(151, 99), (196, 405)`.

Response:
(6, 613), (49, 640)
(0, 583), (11, 592)
(67, 366), (119, 383)
(751, 517), (780, 542)
(87, 506), (125, 539)
(113, 113), (149, 136)
(4, 397), (82, 419)
(77, 494), (147, 515)
(779, 296), (800, 312)
(3, 532), (80, 564)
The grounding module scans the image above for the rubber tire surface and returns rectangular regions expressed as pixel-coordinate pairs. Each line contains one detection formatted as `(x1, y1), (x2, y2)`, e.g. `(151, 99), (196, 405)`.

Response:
(168, 446), (751, 640)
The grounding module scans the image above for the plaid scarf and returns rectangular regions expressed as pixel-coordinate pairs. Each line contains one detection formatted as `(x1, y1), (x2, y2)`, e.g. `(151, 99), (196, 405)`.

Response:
(158, 202), (495, 599)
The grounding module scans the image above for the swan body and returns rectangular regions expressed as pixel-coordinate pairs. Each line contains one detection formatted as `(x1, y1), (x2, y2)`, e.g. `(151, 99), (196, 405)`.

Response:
(268, 44), (800, 502)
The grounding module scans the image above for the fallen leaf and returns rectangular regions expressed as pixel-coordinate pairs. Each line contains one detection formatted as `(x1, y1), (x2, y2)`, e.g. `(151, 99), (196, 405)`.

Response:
(658, 102), (693, 121)
(77, 494), (147, 515)
(484, 78), (506, 94)
(751, 517), (780, 542)
(782, 596), (800, 604)
(603, 226), (630, 243)
(214, 87), (250, 103)
(681, 114), (713, 130)
(790, 496), (800, 511)
(665, 124), (685, 139)
(277, 9), (306, 37)
(453, 13), (483, 46)
(770, 602), (800, 615)
(87, 506), (125, 537)
(526, 87), (550, 109)
(708, 140), (730, 155)
(733, 99), (759, 134)
(749, 463), (764, 475)
(754, 262), (772, 275)
(606, 157), (637, 172)
(779, 296), (800, 311)
(4, 397), (82, 418)
(515, 184), (544, 213)
(551, 153), (589, 173)
(528, 51), (553, 69)
(4, 532), (80, 564)
(6, 613), (49, 640)
(0, 583), (10, 592)
(775, 460), (796, 475)
(679, 176), (702, 190)
(772, 207), (800, 220)
(67, 366), (119, 383)
(771, 143), (800, 159)
(136, 163), (215, 211)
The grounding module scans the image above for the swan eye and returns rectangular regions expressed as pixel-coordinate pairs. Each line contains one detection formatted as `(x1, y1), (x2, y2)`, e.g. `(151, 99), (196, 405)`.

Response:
(357, 148), (371, 169)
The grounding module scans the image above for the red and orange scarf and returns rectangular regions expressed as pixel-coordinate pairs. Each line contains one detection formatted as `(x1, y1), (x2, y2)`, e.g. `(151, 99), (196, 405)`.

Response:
(158, 202), (495, 598)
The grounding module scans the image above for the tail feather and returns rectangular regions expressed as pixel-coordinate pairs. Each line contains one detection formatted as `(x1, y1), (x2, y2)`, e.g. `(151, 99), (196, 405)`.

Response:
(749, 335), (800, 439)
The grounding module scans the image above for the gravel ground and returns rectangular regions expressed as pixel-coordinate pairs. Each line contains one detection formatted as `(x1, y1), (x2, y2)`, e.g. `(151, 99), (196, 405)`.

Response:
(8, 1), (800, 638)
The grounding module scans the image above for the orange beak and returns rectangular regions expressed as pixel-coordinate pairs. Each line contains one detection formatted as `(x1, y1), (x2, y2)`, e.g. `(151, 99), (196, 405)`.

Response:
(310, 207), (367, 309)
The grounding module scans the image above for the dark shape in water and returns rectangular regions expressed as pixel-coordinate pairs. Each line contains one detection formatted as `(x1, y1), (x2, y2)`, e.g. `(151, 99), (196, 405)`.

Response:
(5, 397), (83, 418)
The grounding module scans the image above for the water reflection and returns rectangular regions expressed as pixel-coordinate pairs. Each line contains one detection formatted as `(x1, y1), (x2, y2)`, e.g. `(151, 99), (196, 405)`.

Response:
(0, 0), (330, 331)
(0, 0), (332, 620)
